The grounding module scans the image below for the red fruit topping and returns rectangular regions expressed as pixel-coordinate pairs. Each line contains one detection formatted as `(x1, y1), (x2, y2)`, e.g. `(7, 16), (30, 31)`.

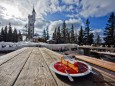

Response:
(74, 62), (78, 66)
(54, 62), (88, 74)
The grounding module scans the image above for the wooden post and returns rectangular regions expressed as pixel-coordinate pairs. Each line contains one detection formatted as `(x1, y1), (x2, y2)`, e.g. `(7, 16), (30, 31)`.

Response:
(83, 48), (90, 56)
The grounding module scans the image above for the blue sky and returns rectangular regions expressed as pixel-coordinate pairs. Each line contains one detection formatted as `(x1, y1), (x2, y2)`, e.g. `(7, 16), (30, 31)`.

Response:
(0, 0), (115, 38)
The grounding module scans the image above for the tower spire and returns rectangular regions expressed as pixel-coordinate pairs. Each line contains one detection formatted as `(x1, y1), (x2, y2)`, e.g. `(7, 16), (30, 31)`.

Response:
(32, 5), (35, 13)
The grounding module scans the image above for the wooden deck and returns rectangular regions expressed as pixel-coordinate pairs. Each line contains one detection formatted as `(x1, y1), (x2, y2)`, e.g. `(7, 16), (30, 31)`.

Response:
(0, 47), (115, 86)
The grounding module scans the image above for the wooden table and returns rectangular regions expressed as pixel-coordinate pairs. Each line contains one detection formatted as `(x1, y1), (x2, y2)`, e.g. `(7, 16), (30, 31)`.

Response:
(0, 47), (115, 86)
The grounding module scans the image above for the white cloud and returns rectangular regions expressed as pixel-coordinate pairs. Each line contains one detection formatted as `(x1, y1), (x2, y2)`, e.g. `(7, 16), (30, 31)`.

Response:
(66, 5), (75, 12)
(92, 28), (102, 34)
(50, 0), (59, 6)
(0, 0), (49, 19)
(66, 18), (81, 24)
(48, 18), (83, 34)
(49, 20), (63, 31)
(63, 0), (74, 4)
(63, 0), (79, 5)
(92, 29), (103, 34)
(35, 19), (50, 30)
(0, 3), (23, 19)
(80, 0), (115, 18)
(0, 0), (115, 37)
(0, 0), (115, 20)
(91, 28), (104, 43)
(64, 0), (115, 19)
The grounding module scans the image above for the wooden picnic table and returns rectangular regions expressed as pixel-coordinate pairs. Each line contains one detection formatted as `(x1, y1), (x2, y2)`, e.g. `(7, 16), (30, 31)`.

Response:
(0, 47), (115, 86)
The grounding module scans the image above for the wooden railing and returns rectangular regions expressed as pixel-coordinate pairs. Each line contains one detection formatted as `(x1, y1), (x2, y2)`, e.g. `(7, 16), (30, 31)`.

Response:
(78, 46), (115, 56)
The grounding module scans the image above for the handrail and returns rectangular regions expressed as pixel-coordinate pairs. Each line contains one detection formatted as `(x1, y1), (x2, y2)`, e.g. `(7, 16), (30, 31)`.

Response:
(78, 46), (115, 50)
(75, 54), (115, 72)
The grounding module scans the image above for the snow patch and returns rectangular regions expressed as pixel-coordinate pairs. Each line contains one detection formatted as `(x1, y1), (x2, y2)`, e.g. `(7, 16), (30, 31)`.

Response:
(0, 41), (78, 51)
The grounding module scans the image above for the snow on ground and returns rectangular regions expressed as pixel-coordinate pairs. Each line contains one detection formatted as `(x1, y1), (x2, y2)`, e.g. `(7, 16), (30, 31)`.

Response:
(0, 41), (78, 51)
(40, 43), (78, 51)
(100, 51), (115, 55)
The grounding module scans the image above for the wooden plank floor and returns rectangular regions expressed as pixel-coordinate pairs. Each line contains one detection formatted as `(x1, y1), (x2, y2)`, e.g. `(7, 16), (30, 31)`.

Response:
(14, 48), (57, 86)
(0, 48), (33, 86)
(0, 47), (28, 66)
(0, 47), (114, 86)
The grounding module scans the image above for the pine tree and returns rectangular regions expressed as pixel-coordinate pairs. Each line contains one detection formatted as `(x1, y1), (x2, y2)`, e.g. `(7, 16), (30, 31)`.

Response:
(42, 28), (47, 42)
(18, 30), (22, 41)
(67, 29), (70, 43)
(104, 12), (115, 46)
(89, 33), (94, 45)
(4, 25), (8, 42)
(52, 28), (57, 41)
(74, 32), (78, 44)
(78, 26), (84, 45)
(0, 30), (1, 41)
(56, 26), (61, 43)
(95, 34), (101, 45)
(13, 28), (18, 42)
(46, 27), (49, 40)
(70, 24), (75, 43)
(8, 23), (13, 42)
(61, 21), (66, 43)
(83, 19), (90, 45)
(83, 19), (94, 45)
(66, 28), (70, 43)
(0, 33), (1, 42)
(1, 27), (5, 41)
